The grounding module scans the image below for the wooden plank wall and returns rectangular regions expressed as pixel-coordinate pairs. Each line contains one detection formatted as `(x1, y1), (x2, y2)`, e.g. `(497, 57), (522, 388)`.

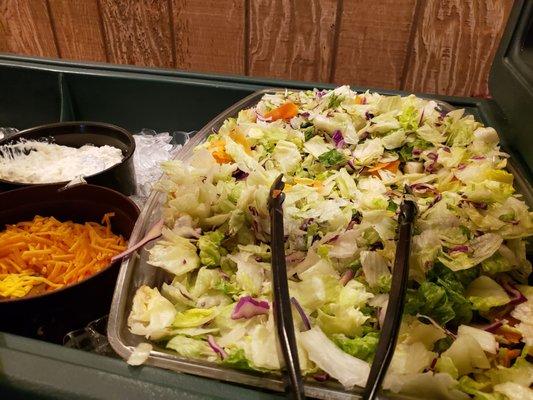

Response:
(0, 0), (514, 97)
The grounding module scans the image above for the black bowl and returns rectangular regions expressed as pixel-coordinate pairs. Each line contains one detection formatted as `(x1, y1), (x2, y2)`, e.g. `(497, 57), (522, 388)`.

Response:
(0, 121), (137, 195)
(0, 184), (139, 343)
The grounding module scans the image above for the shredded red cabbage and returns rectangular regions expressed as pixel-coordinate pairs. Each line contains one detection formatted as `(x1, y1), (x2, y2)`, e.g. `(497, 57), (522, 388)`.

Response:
(428, 193), (442, 209)
(290, 297), (311, 331)
(231, 296), (270, 319)
(473, 202), (488, 210)
(424, 152), (439, 173)
(449, 245), (470, 253)
(286, 251), (306, 264)
(255, 111), (272, 122)
(483, 320), (503, 333)
(232, 168), (249, 180)
(178, 287), (194, 301)
(207, 335), (227, 359)
(313, 372), (329, 382)
(299, 218), (314, 231)
(340, 269), (354, 286)
(418, 110), (425, 126)
(325, 234), (340, 244)
(501, 280), (527, 306)
(332, 130), (345, 148)
(410, 183), (438, 195)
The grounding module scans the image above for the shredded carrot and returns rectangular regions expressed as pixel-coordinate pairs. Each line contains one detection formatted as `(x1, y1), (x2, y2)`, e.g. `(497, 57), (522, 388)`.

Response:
(499, 348), (521, 368)
(264, 102), (299, 121)
(229, 130), (252, 155)
(208, 139), (233, 164)
(354, 95), (365, 105)
(0, 214), (127, 299)
(212, 150), (233, 164)
(293, 177), (324, 192)
(294, 177), (315, 185)
(368, 160), (400, 176)
(495, 327), (522, 344)
(208, 139), (225, 151)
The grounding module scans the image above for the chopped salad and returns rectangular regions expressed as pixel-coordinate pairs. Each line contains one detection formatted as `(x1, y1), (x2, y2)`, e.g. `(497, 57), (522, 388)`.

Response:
(128, 86), (533, 399)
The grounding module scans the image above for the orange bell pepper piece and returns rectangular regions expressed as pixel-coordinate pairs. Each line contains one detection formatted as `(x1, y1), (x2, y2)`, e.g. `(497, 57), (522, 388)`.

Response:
(264, 102), (299, 121)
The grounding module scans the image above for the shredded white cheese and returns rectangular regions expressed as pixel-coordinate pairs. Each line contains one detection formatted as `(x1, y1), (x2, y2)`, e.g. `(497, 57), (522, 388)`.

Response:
(0, 140), (123, 184)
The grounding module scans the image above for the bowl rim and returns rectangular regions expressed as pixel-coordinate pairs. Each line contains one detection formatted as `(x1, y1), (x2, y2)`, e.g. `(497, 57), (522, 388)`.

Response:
(0, 183), (140, 304)
(0, 121), (136, 186)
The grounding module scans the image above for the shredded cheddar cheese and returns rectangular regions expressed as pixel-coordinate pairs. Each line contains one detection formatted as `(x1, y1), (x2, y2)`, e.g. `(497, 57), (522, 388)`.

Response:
(0, 213), (127, 299)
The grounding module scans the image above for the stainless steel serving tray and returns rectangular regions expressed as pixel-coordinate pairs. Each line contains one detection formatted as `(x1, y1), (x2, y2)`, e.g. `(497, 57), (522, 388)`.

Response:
(108, 88), (533, 400)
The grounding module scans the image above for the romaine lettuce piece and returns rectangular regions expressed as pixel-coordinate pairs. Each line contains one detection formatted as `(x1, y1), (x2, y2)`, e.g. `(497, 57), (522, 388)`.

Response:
(511, 285), (533, 346)
(272, 140), (301, 173)
(494, 382), (533, 400)
(332, 331), (379, 362)
(457, 325), (498, 354)
(465, 276), (510, 312)
(300, 326), (370, 389)
(318, 149), (347, 167)
(438, 233), (502, 271)
(148, 228), (200, 276)
(127, 342), (152, 366)
(303, 135), (332, 158)
(166, 335), (211, 358)
(128, 286), (177, 339)
(221, 348), (254, 371)
(173, 308), (217, 328)
(442, 334), (490, 376)
(198, 231), (226, 267)
(360, 250), (391, 289)
(352, 138), (384, 165)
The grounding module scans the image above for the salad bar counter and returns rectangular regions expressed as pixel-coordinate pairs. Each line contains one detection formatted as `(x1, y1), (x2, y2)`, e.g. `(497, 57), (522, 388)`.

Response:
(1, 2), (532, 399)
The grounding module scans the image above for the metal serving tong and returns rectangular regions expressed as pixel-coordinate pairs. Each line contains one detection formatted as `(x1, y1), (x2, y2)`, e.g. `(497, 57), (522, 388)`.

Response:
(363, 191), (417, 400)
(268, 174), (306, 400)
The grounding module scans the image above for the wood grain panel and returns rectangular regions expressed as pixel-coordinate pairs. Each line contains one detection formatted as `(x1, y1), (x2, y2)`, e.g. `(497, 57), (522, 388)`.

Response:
(48, 0), (107, 62)
(170, 0), (245, 74)
(0, 0), (57, 57)
(402, 0), (514, 97)
(98, 0), (174, 67)
(248, 0), (338, 82)
(332, 0), (418, 90)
